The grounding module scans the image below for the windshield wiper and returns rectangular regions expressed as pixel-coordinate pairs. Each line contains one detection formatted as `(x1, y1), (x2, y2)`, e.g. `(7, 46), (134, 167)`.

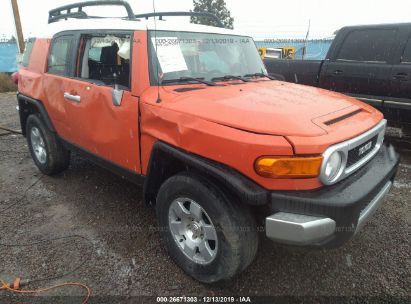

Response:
(211, 75), (250, 83)
(244, 73), (278, 80)
(161, 77), (222, 86)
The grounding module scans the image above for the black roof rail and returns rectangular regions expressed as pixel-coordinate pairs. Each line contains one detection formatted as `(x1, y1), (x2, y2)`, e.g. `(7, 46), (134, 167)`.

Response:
(134, 12), (225, 28)
(48, 0), (136, 24)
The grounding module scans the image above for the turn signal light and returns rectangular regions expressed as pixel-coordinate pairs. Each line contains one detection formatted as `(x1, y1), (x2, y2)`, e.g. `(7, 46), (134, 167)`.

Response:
(255, 156), (323, 178)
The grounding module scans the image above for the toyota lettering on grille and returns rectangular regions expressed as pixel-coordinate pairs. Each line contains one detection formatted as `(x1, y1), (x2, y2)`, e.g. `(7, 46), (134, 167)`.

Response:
(358, 141), (373, 156)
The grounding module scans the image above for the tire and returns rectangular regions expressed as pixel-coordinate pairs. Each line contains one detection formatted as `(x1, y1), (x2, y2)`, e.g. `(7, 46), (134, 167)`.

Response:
(156, 172), (258, 283)
(26, 114), (70, 175)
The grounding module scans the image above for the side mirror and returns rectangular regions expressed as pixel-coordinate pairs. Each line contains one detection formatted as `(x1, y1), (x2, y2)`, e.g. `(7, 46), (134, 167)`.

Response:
(111, 73), (123, 106)
(112, 83), (124, 107)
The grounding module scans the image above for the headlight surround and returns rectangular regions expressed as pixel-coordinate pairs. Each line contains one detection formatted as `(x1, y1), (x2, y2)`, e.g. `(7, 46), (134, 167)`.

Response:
(322, 151), (344, 182)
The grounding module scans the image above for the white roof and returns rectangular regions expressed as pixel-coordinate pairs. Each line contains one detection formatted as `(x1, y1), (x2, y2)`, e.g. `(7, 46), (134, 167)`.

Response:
(34, 18), (245, 38)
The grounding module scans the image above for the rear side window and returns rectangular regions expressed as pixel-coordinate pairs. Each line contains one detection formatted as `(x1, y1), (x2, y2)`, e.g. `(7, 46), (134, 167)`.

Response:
(21, 38), (35, 67)
(336, 29), (397, 63)
(48, 35), (74, 76)
(401, 37), (411, 63)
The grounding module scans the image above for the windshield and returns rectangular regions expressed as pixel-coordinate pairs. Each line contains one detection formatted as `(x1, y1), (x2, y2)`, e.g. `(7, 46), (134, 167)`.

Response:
(148, 31), (267, 84)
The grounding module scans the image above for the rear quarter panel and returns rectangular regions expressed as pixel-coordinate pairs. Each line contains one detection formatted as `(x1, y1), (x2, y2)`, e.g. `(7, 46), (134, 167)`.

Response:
(18, 38), (50, 100)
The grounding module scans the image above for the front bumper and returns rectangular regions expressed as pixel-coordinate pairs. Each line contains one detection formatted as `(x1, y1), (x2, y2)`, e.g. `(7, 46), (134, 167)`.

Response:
(265, 144), (399, 248)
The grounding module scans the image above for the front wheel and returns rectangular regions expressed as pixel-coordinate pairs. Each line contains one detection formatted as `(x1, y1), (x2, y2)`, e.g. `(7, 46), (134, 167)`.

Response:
(156, 172), (258, 283)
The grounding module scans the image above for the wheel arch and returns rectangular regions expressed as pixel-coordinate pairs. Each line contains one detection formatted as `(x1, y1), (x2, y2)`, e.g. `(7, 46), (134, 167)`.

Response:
(143, 141), (268, 207)
(17, 93), (56, 137)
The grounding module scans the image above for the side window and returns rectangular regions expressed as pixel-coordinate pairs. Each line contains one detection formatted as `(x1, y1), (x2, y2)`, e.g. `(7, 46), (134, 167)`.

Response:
(401, 37), (411, 63)
(336, 29), (397, 63)
(21, 38), (36, 67)
(48, 35), (73, 76)
(77, 33), (131, 89)
(88, 47), (102, 61)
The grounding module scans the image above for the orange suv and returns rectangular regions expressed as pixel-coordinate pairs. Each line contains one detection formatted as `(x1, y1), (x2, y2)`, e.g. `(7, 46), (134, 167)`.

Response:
(16, 1), (399, 283)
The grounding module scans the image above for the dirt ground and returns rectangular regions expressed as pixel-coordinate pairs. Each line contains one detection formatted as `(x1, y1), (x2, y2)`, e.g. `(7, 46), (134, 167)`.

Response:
(0, 92), (410, 302)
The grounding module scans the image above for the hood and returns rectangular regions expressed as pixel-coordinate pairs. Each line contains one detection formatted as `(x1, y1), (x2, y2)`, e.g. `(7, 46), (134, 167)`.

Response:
(159, 81), (378, 137)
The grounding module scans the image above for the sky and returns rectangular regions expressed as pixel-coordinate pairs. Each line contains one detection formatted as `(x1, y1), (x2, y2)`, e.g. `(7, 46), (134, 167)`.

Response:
(1, 0), (411, 41)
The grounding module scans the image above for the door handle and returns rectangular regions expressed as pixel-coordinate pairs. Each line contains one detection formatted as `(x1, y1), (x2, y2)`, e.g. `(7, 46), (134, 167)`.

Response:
(333, 70), (344, 75)
(392, 73), (409, 81)
(63, 92), (81, 103)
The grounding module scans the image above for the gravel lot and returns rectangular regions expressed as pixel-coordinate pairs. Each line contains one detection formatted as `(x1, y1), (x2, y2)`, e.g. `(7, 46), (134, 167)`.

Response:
(0, 92), (410, 302)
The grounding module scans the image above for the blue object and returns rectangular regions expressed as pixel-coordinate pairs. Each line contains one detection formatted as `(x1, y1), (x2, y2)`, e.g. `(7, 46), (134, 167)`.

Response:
(0, 43), (18, 72)
(255, 39), (333, 60)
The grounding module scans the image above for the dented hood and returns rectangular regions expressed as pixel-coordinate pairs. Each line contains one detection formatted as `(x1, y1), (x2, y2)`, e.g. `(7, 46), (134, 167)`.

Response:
(159, 81), (375, 137)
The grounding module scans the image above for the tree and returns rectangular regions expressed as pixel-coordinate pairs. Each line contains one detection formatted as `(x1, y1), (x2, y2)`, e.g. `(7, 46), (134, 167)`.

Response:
(190, 0), (234, 29)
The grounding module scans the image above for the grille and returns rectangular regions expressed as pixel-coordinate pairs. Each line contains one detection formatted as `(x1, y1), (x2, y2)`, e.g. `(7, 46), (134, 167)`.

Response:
(346, 135), (379, 168)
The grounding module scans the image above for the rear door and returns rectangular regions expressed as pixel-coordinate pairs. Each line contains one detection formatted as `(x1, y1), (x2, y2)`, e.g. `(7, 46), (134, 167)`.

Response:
(320, 28), (398, 109)
(389, 29), (411, 125)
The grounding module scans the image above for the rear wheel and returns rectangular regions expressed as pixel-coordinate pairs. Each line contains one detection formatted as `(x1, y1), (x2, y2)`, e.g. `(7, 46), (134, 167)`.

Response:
(156, 172), (258, 283)
(26, 114), (70, 175)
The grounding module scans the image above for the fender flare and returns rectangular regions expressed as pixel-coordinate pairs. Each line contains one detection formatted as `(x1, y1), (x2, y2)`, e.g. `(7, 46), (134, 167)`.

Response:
(17, 93), (56, 136)
(143, 141), (268, 207)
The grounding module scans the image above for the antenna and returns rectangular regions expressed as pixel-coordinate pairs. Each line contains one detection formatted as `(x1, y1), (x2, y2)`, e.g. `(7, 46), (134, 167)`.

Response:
(152, 0), (161, 103)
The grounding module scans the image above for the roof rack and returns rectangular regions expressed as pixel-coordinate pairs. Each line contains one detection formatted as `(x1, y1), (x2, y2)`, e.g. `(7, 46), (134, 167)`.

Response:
(134, 12), (225, 28)
(48, 0), (136, 24)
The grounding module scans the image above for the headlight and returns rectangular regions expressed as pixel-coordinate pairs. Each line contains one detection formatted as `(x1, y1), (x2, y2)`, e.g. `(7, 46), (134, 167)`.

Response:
(323, 151), (343, 181)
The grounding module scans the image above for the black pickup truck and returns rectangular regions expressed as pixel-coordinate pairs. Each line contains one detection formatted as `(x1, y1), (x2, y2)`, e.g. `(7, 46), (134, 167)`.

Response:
(264, 23), (411, 134)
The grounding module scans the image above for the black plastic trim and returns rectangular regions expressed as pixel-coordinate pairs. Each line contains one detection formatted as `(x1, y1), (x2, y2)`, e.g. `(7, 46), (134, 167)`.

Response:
(348, 93), (411, 110)
(143, 141), (269, 206)
(17, 93), (56, 136)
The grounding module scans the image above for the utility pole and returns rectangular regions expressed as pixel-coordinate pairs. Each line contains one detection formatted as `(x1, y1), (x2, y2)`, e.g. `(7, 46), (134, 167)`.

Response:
(10, 0), (25, 54)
